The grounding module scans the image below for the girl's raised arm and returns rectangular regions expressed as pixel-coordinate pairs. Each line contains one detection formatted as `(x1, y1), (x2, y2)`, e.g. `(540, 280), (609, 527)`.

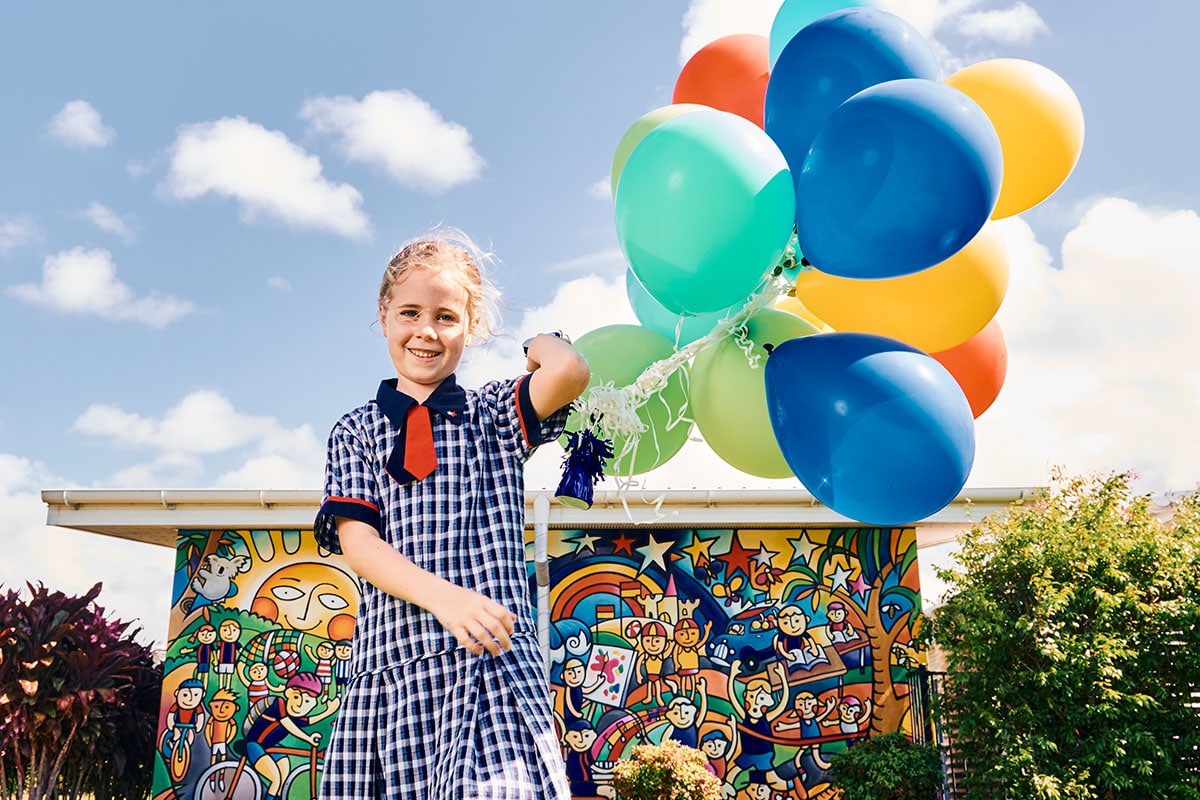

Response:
(524, 333), (590, 420)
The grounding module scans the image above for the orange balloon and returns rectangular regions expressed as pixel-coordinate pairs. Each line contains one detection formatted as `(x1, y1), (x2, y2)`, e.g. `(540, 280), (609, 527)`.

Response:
(673, 34), (770, 128)
(931, 319), (1007, 418)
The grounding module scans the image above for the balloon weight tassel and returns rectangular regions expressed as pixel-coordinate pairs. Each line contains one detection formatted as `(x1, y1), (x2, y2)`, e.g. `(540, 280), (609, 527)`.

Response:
(555, 428), (614, 510)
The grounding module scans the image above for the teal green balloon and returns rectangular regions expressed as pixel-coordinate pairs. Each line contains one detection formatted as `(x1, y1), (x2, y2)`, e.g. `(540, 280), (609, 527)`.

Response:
(691, 309), (819, 477)
(615, 109), (795, 315)
(565, 325), (691, 476)
(626, 269), (740, 347)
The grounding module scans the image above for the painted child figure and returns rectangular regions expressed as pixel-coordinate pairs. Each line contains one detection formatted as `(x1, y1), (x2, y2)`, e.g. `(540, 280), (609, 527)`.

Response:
(315, 228), (589, 800)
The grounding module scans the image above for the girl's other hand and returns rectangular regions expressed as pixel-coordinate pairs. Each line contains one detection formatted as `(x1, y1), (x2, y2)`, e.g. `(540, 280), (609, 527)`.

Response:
(430, 584), (516, 656)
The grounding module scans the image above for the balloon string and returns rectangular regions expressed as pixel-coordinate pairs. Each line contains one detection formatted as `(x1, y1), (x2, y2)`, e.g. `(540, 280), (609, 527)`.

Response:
(572, 270), (791, 448)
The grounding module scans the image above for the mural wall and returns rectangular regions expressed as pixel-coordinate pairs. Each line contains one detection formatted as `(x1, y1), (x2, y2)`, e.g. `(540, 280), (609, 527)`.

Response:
(154, 529), (358, 800)
(152, 525), (925, 800)
(534, 527), (926, 800)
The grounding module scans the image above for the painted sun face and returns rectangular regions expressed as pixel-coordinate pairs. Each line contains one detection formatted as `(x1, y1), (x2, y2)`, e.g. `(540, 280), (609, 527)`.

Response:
(251, 563), (360, 641)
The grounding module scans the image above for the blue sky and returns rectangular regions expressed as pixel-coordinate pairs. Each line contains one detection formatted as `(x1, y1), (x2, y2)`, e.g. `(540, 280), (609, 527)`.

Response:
(3, 0), (1199, 643)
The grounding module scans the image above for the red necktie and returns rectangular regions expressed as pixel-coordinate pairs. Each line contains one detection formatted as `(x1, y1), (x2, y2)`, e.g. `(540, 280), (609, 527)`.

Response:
(403, 405), (438, 480)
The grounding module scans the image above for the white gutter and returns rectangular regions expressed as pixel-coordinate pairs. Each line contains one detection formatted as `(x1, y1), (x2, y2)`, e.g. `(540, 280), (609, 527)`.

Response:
(41, 486), (1039, 547)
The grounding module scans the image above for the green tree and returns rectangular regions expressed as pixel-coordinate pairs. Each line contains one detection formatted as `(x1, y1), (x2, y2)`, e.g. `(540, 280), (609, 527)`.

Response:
(0, 582), (160, 800)
(828, 731), (943, 800)
(932, 473), (1200, 799)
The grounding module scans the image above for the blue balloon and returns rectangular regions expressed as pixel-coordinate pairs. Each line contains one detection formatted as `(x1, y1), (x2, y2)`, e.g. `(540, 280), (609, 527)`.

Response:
(795, 78), (1003, 280)
(765, 8), (939, 180)
(625, 269), (737, 347)
(764, 332), (975, 525)
(769, 0), (878, 66)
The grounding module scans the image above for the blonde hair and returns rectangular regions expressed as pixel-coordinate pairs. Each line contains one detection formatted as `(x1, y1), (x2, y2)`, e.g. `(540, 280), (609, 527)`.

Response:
(378, 226), (500, 343)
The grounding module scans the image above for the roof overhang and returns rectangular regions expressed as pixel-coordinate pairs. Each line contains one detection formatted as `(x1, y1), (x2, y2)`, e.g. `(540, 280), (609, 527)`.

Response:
(41, 487), (1041, 550)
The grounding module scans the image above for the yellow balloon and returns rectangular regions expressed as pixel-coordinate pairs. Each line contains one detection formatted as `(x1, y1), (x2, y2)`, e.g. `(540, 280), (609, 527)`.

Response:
(945, 58), (1084, 219)
(793, 222), (1008, 353)
(609, 104), (707, 198)
(772, 294), (834, 332)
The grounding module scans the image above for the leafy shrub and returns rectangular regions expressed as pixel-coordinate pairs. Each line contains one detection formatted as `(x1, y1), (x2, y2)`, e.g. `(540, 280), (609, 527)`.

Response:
(610, 740), (723, 800)
(828, 732), (942, 800)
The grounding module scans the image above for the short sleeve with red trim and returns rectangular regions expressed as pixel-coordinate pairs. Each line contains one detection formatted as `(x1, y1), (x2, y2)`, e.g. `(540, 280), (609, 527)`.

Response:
(314, 414), (382, 555)
(476, 374), (570, 457)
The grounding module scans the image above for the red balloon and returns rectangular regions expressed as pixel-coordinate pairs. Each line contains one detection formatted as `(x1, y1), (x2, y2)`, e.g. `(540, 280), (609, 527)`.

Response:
(931, 319), (1008, 418)
(673, 34), (770, 128)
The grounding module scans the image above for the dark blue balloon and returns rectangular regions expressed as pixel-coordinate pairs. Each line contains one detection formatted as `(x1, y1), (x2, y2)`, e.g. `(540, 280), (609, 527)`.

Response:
(764, 332), (975, 525)
(795, 78), (1003, 280)
(765, 8), (939, 181)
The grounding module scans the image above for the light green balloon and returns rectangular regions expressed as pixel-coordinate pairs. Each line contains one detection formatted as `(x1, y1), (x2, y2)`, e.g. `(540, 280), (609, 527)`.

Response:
(610, 104), (707, 199)
(566, 324), (691, 476)
(691, 309), (819, 477)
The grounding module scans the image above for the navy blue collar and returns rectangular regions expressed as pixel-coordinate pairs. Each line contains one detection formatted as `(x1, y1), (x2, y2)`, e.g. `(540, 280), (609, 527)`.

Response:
(375, 376), (467, 428)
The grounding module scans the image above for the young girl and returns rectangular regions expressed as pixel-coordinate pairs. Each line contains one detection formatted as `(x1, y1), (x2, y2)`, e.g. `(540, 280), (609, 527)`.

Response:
(314, 228), (589, 800)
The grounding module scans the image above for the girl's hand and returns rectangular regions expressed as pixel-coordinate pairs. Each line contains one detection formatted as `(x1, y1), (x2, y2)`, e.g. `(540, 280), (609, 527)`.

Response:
(430, 583), (516, 656)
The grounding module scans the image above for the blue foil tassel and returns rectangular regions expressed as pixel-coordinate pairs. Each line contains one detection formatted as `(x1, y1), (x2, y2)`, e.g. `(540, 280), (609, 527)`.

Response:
(555, 428), (614, 510)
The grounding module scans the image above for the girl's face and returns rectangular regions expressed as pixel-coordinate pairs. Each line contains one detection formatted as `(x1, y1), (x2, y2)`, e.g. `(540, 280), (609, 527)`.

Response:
(380, 269), (469, 399)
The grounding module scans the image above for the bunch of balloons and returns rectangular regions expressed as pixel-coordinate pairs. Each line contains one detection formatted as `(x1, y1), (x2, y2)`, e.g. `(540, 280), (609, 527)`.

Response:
(568, 0), (1084, 525)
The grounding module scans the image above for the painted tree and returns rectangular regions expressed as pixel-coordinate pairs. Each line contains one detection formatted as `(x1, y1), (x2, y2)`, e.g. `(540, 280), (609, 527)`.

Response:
(933, 473), (1200, 799)
(0, 582), (159, 800)
(779, 526), (925, 735)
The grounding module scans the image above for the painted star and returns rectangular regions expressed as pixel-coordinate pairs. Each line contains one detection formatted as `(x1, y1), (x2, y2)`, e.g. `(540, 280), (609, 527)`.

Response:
(789, 532), (820, 565)
(717, 532), (758, 580)
(681, 531), (719, 567)
(752, 542), (779, 569)
(828, 565), (853, 593)
(569, 531), (601, 554)
(610, 533), (637, 557)
(849, 574), (871, 599)
(636, 533), (674, 574)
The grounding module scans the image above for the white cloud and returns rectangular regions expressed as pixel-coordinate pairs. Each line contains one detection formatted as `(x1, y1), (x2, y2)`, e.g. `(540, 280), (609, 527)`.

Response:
(301, 90), (484, 193)
(460, 271), (637, 388)
(543, 247), (627, 276)
(970, 198), (1200, 492)
(680, 0), (779, 64)
(588, 177), (612, 201)
(164, 116), (370, 240)
(0, 215), (39, 256)
(71, 390), (324, 489)
(84, 202), (136, 243)
(956, 2), (1047, 44)
(8, 247), (194, 327)
(47, 100), (115, 148)
(267, 276), (293, 292)
(0, 452), (171, 646)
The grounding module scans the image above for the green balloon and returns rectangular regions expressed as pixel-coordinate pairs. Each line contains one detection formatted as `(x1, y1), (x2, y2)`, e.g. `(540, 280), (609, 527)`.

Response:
(610, 104), (707, 199)
(691, 309), (819, 477)
(566, 324), (691, 476)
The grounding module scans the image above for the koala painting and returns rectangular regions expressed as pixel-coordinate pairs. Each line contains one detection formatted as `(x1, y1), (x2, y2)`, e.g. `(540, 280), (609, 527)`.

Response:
(185, 553), (252, 612)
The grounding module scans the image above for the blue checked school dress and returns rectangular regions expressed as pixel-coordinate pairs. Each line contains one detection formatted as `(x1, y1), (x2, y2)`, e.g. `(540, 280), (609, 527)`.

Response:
(314, 374), (571, 800)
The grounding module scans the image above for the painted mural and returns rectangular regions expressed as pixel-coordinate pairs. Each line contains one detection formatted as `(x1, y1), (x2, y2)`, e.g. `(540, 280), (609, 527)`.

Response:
(532, 527), (927, 800)
(154, 529), (359, 800)
(152, 524), (924, 800)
